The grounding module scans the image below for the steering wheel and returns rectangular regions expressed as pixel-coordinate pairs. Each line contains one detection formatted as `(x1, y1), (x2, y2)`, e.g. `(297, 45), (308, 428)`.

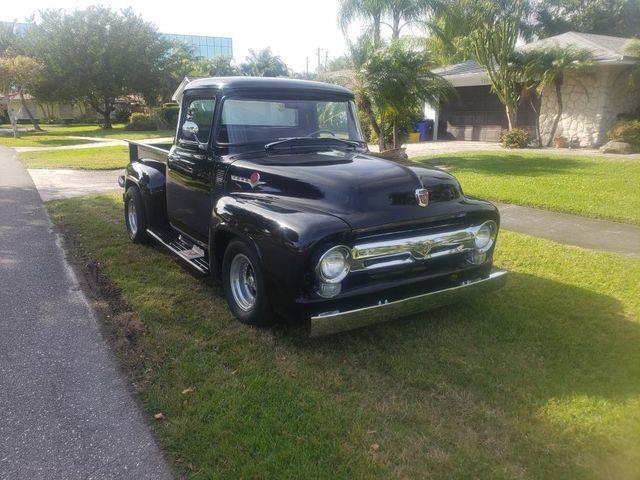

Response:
(308, 129), (337, 138)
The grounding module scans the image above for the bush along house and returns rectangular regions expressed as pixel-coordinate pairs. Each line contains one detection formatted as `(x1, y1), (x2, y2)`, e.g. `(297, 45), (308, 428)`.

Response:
(432, 32), (640, 147)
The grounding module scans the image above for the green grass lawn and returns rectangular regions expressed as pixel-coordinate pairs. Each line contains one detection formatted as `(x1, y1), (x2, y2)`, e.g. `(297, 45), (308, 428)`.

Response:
(46, 192), (640, 479)
(417, 151), (640, 225)
(0, 123), (173, 147)
(20, 145), (129, 170)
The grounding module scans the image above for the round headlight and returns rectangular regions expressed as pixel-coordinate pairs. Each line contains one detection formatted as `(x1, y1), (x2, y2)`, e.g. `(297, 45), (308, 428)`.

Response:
(474, 221), (497, 252)
(317, 246), (350, 283)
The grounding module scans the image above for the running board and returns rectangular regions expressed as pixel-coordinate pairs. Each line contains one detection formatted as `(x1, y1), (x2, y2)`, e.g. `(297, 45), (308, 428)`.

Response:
(146, 229), (210, 275)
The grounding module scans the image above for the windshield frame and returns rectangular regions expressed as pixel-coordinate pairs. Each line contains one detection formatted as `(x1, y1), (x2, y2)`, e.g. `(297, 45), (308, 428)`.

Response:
(213, 93), (367, 151)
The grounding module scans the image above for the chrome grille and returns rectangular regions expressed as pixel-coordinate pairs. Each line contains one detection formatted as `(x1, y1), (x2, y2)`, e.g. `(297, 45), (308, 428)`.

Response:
(350, 224), (481, 272)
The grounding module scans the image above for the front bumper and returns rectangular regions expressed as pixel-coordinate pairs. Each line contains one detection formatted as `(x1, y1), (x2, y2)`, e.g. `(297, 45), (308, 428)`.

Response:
(309, 269), (507, 336)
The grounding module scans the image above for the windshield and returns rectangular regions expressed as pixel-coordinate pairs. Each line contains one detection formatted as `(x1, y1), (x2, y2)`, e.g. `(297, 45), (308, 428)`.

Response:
(217, 97), (365, 147)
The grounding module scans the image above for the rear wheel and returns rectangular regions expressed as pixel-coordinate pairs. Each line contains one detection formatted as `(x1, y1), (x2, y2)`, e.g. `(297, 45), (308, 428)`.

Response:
(222, 239), (273, 326)
(124, 186), (148, 243)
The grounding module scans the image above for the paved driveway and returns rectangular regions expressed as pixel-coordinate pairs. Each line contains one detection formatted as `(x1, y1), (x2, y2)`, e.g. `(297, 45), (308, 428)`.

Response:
(0, 146), (172, 479)
(28, 168), (122, 201)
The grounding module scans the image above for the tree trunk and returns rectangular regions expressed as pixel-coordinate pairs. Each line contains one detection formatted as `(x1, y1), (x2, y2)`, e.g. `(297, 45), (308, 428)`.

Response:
(392, 120), (398, 149)
(3, 96), (19, 138)
(102, 99), (112, 129)
(378, 115), (386, 151)
(392, 12), (401, 39)
(19, 90), (43, 131)
(373, 14), (381, 45)
(505, 104), (515, 130)
(358, 94), (383, 150)
(547, 78), (563, 147)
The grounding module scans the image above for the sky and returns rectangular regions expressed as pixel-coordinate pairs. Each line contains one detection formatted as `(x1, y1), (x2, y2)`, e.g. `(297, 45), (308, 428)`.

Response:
(2, 0), (365, 73)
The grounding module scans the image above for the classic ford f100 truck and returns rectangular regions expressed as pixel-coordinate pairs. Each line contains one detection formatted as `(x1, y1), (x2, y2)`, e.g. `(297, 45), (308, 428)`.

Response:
(119, 77), (506, 335)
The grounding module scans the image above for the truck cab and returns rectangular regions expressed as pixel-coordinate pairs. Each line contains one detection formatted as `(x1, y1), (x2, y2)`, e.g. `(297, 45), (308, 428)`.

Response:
(120, 77), (506, 335)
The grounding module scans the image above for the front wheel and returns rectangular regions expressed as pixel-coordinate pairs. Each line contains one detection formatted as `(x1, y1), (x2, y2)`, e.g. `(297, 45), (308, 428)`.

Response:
(124, 186), (149, 243)
(222, 239), (273, 326)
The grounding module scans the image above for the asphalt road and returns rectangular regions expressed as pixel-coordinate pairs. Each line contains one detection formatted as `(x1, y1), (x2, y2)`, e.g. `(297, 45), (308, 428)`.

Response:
(0, 146), (172, 479)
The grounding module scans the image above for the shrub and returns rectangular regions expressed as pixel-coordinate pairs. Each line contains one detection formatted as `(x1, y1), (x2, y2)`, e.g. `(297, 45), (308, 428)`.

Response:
(607, 119), (640, 151)
(157, 105), (179, 129)
(114, 105), (132, 124)
(500, 128), (530, 148)
(124, 113), (157, 131)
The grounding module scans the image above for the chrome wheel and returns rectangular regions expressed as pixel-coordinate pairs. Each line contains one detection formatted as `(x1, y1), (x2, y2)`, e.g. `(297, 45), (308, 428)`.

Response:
(127, 200), (138, 236)
(229, 253), (257, 311)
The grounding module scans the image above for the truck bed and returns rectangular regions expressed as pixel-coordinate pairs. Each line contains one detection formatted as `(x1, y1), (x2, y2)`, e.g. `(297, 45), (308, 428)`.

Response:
(127, 140), (171, 164)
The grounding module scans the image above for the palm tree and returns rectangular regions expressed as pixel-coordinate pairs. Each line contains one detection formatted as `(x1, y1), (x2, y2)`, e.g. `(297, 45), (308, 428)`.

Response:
(339, 0), (387, 44)
(518, 47), (593, 146)
(338, 0), (428, 44)
(240, 48), (288, 77)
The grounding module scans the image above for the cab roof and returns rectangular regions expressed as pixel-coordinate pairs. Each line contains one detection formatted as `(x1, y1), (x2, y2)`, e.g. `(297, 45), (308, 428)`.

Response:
(183, 76), (354, 97)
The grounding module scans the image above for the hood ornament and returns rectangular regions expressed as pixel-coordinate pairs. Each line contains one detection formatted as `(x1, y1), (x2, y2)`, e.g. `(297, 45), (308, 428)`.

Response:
(415, 188), (429, 207)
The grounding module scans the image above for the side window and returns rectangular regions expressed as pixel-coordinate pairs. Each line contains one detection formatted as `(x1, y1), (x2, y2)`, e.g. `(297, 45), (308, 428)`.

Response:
(316, 101), (349, 138)
(180, 97), (216, 144)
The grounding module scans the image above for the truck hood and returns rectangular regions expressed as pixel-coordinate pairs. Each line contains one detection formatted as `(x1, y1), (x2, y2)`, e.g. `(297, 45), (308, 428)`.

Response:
(224, 149), (464, 232)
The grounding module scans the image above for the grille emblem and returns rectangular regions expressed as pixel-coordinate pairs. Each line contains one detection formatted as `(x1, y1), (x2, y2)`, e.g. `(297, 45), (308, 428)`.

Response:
(415, 188), (429, 207)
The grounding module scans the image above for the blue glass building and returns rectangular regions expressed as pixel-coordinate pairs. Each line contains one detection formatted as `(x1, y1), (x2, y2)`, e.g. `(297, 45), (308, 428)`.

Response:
(163, 33), (233, 60)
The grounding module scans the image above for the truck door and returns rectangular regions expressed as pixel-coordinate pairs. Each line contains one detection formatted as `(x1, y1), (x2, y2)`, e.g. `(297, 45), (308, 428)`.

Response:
(166, 94), (216, 243)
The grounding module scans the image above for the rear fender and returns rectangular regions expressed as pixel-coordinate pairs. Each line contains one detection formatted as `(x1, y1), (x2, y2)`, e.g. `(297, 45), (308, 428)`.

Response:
(125, 162), (167, 228)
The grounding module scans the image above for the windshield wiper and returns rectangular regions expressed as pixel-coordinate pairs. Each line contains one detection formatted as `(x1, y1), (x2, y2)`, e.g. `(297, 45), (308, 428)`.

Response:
(265, 137), (361, 153)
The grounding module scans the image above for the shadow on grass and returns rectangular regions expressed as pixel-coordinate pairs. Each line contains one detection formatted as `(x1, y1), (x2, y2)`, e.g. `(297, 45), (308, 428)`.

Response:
(297, 271), (639, 476)
(420, 153), (591, 177)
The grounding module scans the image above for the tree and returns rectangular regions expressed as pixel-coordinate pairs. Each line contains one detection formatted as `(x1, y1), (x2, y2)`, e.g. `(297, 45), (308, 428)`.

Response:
(0, 22), (16, 54)
(199, 55), (240, 77)
(359, 39), (455, 149)
(426, 0), (535, 66)
(514, 47), (593, 145)
(23, 7), (169, 128)
(338, 0), (428, 44)
(533, 0), (640, 38)
(468, 0), (527, 129)
(240, 48), (288, 77)
(0, 55), (43, 137)
(625, 39), (640, 86)
(339, 0), (386, 44)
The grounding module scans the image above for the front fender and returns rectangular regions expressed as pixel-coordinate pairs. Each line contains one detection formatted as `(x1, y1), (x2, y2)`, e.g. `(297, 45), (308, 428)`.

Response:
(125, 163), (167, 228)
(212, 194), (351, 316)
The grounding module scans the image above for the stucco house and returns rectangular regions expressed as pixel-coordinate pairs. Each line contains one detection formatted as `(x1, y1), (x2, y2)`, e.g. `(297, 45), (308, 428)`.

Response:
(432, 32), (640, 146)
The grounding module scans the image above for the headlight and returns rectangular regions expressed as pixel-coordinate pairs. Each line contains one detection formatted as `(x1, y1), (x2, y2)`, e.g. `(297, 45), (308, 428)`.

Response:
(316, 246), (350, 283)
(474, 221), (497, 252)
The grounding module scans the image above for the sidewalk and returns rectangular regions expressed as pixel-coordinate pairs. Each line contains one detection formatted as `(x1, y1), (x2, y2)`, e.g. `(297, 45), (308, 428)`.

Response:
(0, 146), (172, 480)
(14, 136), (173, 153)
(497, 203), (640, 258)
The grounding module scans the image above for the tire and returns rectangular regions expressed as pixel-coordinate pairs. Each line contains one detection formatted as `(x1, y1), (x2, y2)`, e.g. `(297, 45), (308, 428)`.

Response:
(222, 239), (273, 326)
(124, 186), (149, 244)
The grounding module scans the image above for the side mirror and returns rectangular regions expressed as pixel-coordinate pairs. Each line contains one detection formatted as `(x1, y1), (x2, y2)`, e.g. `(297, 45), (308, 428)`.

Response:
(182, 120), (199, 141)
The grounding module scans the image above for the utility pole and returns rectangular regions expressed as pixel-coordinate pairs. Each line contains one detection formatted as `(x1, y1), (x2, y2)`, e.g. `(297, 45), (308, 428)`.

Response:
(306, 56), (309, 77)
(325, 51), (328, 70)
(316, 47), (321, 73)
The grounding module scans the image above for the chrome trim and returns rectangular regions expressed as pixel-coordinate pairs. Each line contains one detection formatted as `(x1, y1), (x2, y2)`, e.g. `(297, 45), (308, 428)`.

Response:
(350, 222), (495, 272)
(309, 269), (507, 336)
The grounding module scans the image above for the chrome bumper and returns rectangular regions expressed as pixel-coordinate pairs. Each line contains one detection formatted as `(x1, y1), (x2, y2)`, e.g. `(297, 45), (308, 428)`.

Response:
(309, 269), (507, 336)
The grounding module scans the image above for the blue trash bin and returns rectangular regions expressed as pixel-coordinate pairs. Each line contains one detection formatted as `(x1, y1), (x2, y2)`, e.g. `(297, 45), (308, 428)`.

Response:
(415, 120), (428, 141)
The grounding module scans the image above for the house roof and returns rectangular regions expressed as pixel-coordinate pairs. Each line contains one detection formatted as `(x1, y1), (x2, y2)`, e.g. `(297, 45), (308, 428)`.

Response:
(519, 31), (636, 63)
(435, 31), (639, 87)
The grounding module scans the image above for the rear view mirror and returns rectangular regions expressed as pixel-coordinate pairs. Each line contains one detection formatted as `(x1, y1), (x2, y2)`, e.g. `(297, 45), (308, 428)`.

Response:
(182, 120), (200, 141)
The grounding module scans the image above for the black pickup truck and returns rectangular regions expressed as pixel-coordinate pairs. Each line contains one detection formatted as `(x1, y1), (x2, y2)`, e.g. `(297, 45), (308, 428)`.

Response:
(119, 77), (506, 335)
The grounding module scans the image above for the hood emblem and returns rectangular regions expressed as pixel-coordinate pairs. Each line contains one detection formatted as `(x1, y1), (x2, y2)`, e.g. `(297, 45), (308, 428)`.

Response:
(415, 188), (429, 207)
(231, 172), (265, 189)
